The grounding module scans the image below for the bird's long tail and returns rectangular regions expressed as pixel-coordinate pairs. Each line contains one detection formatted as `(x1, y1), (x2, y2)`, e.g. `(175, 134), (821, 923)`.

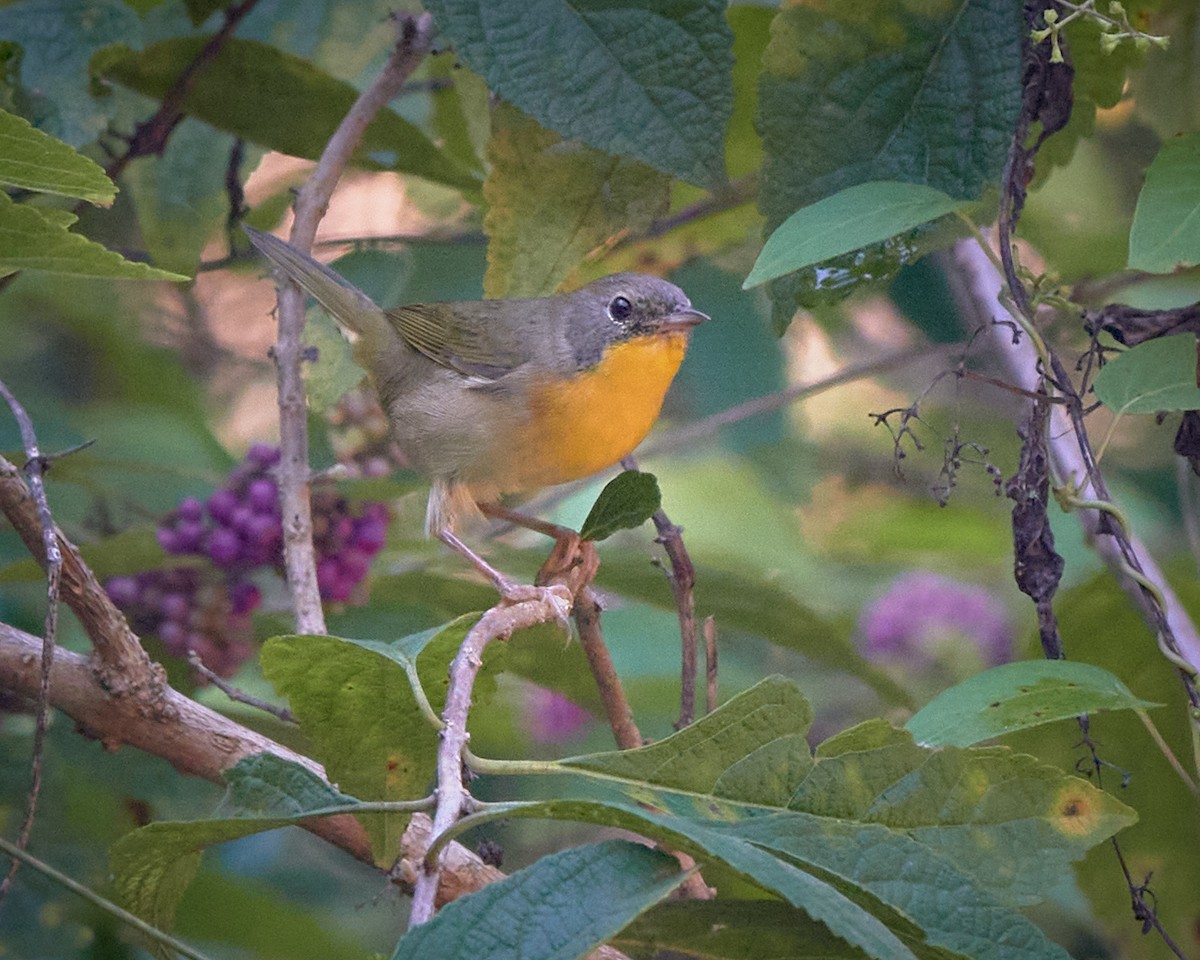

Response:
(243, 226), (384, 339)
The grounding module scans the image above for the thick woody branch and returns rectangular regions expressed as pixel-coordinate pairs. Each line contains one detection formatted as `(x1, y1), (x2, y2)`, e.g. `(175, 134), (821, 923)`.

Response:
(0, 620), (372, 863)
(270, 12), (434, 635)
(0, 456), (167, 707)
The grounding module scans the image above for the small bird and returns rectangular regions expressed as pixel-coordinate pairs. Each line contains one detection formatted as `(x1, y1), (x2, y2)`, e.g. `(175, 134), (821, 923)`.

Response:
(245, 226), (704, 586)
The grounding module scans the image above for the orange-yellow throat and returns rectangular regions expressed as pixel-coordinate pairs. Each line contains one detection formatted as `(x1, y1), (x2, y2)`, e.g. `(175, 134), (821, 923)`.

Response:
(498, 331), (689, 490)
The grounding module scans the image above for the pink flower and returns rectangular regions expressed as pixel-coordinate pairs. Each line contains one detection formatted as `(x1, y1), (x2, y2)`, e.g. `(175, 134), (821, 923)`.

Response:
(524, 686), (591, 744)
(858, 571), (1014, 669)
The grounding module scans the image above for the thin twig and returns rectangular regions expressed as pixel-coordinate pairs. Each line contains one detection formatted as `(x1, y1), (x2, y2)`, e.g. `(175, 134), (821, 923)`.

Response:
(0, 382), (60, 906)
(408, 584), (576, 926)
(617, 466), (691, 728)
(617, 174), (758, 245)
(103, 0), (260, 182)
(574, 588), (642, 750)
(186, 652), (296, 724)
(704, 615), (717, 716)
(270, 12), (435, 635)
(623, 455), (698, 730)
(960, 241), (1200, 678)
(640, 344), (954, 459)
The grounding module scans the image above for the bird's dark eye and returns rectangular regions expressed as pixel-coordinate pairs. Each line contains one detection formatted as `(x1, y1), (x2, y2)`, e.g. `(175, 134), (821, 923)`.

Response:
(608, 296), (633, 322)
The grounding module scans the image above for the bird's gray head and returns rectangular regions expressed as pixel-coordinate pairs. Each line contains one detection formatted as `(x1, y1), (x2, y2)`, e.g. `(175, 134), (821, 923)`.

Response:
(565, 272), (707, 369)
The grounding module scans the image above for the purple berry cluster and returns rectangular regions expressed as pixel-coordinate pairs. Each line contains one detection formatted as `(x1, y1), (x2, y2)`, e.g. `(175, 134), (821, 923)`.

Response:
(106, 444), (391, 678)
(157, 443), (285, 570)
(312, 491), (389, 603)
(105, 568), (256, 678)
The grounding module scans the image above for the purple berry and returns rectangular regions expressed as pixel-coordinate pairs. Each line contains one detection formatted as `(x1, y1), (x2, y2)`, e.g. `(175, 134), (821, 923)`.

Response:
(229, 580), (261, 616)
(156, 527), (182, 554)
(159, 621), (187, 655)
(106, 576), (140, 608)
(247, 443), (281, 468)
(353, 517), (387, 554)
(247, 478), (278, 512)
(230, 505), (255, 535)
(177, 497), (204, 522)
(208, 528), (243, 567)
(340, 548), (370, 581)
(316, 557), (340, 597)
(207, 489), (239, 524)
(160, 592), (191, 622)
(174, 518), (205, 553)
(857, 571), (1013, 668)
(525, 687), (591, 744)
(327, 575), (355, 603)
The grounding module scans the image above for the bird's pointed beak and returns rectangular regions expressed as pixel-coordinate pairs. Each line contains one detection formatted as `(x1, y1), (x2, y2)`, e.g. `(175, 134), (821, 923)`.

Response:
(659, 307), (708, 332)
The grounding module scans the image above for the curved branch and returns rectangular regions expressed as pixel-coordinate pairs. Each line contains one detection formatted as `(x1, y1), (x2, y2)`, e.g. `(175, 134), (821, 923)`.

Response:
(269, 12), (435, 635)
(0, 620), (373, 863)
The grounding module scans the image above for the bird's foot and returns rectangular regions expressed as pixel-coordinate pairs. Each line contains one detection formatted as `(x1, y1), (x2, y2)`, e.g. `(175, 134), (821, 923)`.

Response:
(438, 529), (573, 629)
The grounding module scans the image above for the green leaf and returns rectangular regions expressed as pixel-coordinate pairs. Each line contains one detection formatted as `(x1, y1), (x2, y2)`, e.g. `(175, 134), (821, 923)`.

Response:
(0, 0), (142, 147)
(483, 104), (669, 298)
(756, 0), (1020, 321)
(906, 660), (1160, 748)
(614, 900), (873, 960)
(579, 470), (662, 542)
(428, 52), (488, 176)
(1129, 131), (1200, 273)
(390, 841), (685, 960)
(112, 818), (276, 937)
(302, 308), (366, 412)
(0, 106), (114, 203)
(183, 0), (235, 25)
(1093, 334), (1200, 414)
(0, 191), (187, 280)
(111, 755), (368, 937)
(1006, 569), (1200, 955)
(124, 118), (262, 276)
(560, 678), (1134, 910)
(801, 722), (1135, 908)
(93, 38), (480, 194)
(220, 753), (359, 818)
(422, 0), (734, 187)
(259, 619), (475, 862)
(464, 681), (1131, 960)
(562, 677), (813, 804)
(744, 181), (965, 289)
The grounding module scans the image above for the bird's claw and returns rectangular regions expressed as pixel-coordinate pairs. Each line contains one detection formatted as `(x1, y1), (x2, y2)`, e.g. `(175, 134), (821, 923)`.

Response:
(498, 581), (573, 630)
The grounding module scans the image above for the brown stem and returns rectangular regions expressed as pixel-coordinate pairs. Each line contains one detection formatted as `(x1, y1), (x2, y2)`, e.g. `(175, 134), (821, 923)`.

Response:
(0, 621), (372, 863)
(622, 456), (698, 729)
(270, 13), (434, 635)
(104, 0), (260, 182)
(574, 588), (642, 750)
(704, 615), (717, 716)
(0, 456), (167, 708)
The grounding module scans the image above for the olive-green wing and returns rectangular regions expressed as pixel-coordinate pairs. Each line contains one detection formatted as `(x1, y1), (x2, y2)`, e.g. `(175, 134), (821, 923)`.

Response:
(385, 302), (536, 380)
